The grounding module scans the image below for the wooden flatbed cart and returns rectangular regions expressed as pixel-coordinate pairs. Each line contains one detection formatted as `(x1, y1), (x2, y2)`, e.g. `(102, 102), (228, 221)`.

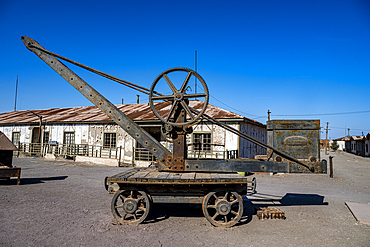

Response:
(105, 168), (256, 227)
(23, 36), (327, 227)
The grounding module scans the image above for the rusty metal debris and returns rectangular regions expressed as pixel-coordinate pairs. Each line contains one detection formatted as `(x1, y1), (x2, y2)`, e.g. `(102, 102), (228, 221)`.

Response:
(0, 131), (21, 185)
(257, 207), (286, 220)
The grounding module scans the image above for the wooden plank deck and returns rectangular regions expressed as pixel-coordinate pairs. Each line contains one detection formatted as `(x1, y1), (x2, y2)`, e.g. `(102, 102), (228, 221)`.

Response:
(108, 168), (252, 185)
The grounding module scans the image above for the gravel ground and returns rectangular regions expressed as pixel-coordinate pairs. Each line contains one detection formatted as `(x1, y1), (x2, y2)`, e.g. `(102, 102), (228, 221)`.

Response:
(1, 151), (369, 247)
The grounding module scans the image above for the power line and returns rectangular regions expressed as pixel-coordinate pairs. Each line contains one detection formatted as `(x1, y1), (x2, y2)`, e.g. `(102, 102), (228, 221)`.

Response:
(209, 95), (264, 118)
(273, 110), (370, 117)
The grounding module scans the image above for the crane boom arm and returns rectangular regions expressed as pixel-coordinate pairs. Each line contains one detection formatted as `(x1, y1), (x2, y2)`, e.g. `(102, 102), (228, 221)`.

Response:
(21, 36), (172, 170)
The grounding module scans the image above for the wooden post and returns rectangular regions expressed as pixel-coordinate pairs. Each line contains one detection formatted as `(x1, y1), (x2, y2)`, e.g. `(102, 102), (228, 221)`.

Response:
(118, 146), (122, 167)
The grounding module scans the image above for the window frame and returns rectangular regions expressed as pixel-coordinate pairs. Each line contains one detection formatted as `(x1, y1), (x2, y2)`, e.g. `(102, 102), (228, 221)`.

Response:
(193, 132), (212, 152)
(103, 132), (117, 149)
(12, 131), (20, 146)
(63, 131), (75, 146)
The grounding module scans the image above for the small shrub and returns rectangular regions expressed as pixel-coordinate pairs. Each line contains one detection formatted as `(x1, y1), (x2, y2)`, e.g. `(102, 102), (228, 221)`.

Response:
(331, 142), (339, 151)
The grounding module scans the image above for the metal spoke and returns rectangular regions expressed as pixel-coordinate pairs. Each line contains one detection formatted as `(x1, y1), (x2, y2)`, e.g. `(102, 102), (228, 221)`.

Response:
(223, 192), (229, 201)
(138, 207), (146, 212)
(163, 74), (177, 93)
(230, 210), (238, 216)
(130, 190), (133, 198)
(166, 101), (179, 122)
(230, 199), (238, 205)
(122, 212), (127, 220)
(151, 95), (175, 101)
(207, 204), (216, 209)
(212, 194), (219, 202)
(183, 93), (207, 99)
(224, 216), (228, 223)
(133, 213), (137, 221)
(115, 204), (124, 209)
(180, 72), (192, 93)
(212, 213), (219, 220)
(180, 101), (195, 120)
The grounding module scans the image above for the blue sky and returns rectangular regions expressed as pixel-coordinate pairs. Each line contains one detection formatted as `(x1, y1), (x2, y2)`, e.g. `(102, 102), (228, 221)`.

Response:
(1, 0), (369, 139)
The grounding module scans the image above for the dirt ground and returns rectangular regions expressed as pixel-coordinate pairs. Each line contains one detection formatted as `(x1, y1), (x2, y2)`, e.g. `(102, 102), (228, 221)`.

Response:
(1, 151), (369, 247)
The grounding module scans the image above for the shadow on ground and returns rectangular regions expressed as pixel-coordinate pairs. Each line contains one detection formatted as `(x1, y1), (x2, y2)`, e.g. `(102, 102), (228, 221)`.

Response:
(0, 176), (68, 185)
(248, 193), (328, 206)
(144, 193), (327, 226)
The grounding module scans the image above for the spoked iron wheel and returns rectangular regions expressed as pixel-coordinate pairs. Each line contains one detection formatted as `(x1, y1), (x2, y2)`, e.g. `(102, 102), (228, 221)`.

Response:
(202, 189), (243, 227)
(149, 67), (209, 127)
(111, 189), (151, 225)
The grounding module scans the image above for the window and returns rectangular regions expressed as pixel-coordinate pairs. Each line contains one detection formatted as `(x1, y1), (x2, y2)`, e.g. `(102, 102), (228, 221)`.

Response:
(43, 132), (49, 143)
(63, 132), (75, 146)
(103, 133), (116, 149)
(194, 133), (211, 151)
(12, 132), (20, 146)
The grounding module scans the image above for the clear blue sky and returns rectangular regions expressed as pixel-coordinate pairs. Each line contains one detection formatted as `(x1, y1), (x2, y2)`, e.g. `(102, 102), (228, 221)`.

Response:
(1, 0), (369, 139)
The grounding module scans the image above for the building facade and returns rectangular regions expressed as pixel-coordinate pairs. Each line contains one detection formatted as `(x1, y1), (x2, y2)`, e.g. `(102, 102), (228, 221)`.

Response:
(0, 102), (267, 166)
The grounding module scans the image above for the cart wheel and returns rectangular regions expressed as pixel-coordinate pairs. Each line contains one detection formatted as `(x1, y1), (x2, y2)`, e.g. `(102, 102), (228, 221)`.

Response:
(111, 189), (151, 225)
(202, 189), (243, 227)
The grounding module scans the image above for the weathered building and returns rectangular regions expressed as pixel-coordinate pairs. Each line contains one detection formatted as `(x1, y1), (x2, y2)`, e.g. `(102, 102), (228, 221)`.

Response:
(365, 133), (370, 157)
(0, 101), (267, 166)
(331, 136), (348, 151)
(350, 136), (366, 156)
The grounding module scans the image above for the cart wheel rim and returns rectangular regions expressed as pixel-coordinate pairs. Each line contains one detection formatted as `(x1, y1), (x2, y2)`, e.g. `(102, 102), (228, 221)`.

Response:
(111, 189), (152, 225)
(202, 189), (243, 227)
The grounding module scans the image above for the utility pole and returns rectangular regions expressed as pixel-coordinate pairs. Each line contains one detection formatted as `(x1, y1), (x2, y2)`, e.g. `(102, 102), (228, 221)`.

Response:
(347, 128), (350, 137)
(325, 122), (330, 155)
(14, 75), (18, 111)
(194, 50), (197, 97)
(267, 109), (271, 121)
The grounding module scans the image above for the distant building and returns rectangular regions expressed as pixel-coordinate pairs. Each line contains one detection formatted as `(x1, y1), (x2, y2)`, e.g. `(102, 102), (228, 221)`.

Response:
(0, 102), (267, 166)
(330, 136), (348, 151)
(350, 136), (366, 156)
(365, 133), (370, 157)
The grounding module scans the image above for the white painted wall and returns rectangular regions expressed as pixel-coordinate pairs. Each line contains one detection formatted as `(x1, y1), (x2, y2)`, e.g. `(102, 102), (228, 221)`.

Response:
(1, 120), (267, 162)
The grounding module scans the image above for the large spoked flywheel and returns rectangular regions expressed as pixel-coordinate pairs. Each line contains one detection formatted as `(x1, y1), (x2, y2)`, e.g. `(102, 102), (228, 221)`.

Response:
(149, 68), (209, 127)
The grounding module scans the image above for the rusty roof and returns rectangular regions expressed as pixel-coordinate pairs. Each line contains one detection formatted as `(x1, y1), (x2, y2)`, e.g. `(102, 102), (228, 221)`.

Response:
(333, 136), (351, 141)
(0, 132), (18, 151)
(351, 136), (365, 141)
(0, 101), (264, 126)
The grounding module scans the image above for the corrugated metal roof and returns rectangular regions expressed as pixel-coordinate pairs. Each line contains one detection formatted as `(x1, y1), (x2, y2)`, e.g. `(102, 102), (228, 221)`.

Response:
(333, 136), (351, 141)
(0, 101), (264, 126)
(351, 136), (365, 141)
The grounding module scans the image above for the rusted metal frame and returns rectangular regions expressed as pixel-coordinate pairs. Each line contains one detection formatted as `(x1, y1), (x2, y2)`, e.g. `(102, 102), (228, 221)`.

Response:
(22, 36), (172, 170)
(185, 159), (292, 173)
(197, 112), (314, 172)
(107, 178), (252, 185)
(151, 196), (203, 204)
